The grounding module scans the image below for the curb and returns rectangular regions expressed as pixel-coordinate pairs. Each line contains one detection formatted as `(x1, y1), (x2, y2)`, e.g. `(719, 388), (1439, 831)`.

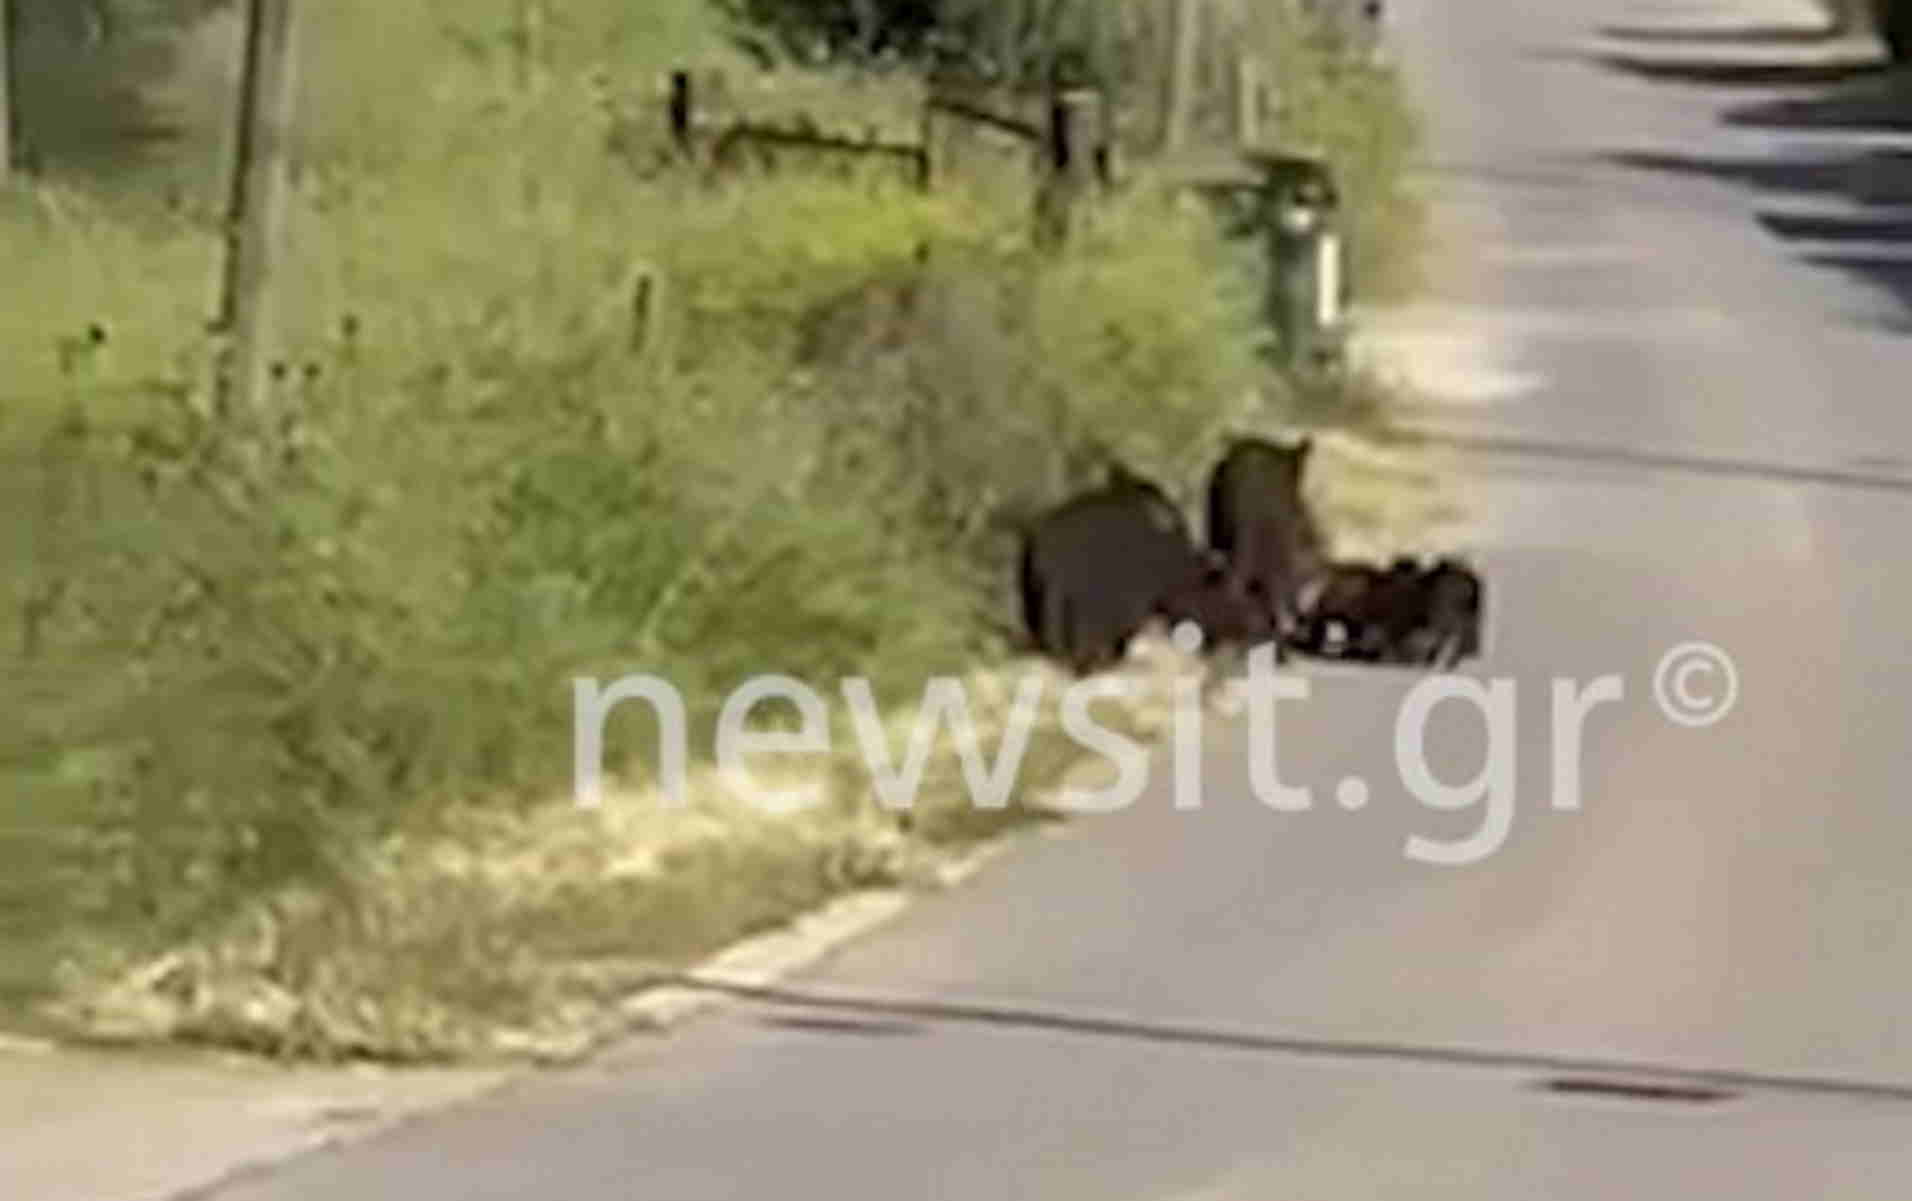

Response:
(602, 835), (1022, 1044)
(565, 644), (1212, 1057)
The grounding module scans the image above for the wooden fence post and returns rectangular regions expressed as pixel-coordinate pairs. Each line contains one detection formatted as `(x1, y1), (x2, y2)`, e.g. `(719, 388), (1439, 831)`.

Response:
(915, 91), (938, 190)
(668, 69), (693, 157)
(1235, 52), (1262, 147)
(1162, 0), (1201, 151)
(212, 0), (301, 419)
(1096, 106), (1118, 187)
(1054, 89), (1101, 190)
(1036, 87), (1102, 249)
(630, 267), (657, 355)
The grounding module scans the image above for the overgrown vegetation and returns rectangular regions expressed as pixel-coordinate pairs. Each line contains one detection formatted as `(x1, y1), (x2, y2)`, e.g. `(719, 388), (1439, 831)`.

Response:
(0, 0), (1435, 1059)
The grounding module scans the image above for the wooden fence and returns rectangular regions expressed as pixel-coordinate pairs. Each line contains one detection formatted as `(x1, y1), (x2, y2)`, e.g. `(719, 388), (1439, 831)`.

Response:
(665, 68), (930, 189)
(661, 66), (1114, 248)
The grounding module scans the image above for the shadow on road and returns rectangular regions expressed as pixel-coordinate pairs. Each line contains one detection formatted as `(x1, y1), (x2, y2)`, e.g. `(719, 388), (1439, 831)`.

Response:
(1612, 42), (1912, 321)
(1727, 69), (1912, 130)
(1585, 51), (1884, 87)
(660, 973), (1912, 1103)
(1759, 211), (1912, 242)
(1596, 22), (1841, 46)
(1582, 9), (1912, 329)
(1581, 11), (1889, 87)
(1604, 146), (1912, 322)
(759, 1014), (926, 1038)
(1601, 148), (1867, 199)
(1803, 252), (1912, 311)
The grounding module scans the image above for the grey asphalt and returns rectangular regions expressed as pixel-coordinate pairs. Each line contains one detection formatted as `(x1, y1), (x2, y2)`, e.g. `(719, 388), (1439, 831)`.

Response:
(197, 0), (1912, 1197)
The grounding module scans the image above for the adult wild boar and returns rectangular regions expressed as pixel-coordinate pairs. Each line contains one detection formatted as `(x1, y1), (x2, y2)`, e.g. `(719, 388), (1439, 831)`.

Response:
(1206, 436), (1326, 632)
(1020, 470), (1270, 675)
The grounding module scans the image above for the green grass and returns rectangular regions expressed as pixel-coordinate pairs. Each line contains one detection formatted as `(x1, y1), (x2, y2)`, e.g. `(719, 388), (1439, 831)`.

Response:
(0, 0), (1434, 1060)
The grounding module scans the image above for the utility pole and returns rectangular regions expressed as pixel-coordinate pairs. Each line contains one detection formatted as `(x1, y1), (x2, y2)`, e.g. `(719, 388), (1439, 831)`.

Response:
(1, 0), (16, 185)
(212, 0), (302, 418)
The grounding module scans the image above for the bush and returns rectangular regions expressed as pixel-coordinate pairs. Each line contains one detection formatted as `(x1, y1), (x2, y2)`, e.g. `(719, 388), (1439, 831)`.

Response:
(0, 0), (1428, 1053)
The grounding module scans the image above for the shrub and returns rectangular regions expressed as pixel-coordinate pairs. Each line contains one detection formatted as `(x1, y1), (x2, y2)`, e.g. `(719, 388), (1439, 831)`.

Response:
(0, 0), (1425, 1052)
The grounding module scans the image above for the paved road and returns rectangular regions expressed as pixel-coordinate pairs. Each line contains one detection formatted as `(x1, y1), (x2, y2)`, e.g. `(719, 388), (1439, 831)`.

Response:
(200, 1), (1912, 1197)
